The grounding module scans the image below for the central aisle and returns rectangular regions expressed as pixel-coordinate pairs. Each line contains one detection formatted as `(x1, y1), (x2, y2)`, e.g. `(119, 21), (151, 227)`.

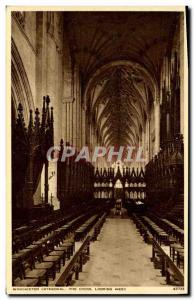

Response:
(74, 215), (167, 287)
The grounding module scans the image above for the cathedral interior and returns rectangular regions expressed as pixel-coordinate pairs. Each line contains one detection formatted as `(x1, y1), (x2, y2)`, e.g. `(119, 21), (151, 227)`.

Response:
(11, 10), (186, 288)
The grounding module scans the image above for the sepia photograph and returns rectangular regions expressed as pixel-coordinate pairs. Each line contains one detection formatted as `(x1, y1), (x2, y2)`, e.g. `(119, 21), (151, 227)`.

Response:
(6, 6), (188, 295)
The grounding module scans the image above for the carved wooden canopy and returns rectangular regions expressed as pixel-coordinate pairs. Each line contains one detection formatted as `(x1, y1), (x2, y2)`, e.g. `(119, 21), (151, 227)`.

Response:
(12, 96), (54, 210)
(94, 166), (145, 185)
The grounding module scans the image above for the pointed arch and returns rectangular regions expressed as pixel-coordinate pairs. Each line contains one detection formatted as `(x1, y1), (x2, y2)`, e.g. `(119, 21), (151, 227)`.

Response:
(11, 38), (34, 121)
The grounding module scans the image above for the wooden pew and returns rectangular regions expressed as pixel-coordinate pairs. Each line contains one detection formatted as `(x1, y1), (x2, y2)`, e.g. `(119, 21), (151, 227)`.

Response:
(161, 218), (184, 245)
(152, 239), (184, 286)
(55, 211), (107, 286)
(13, 254), (48, 286)
(12, 207), (107, 287)
(142, 216), (169, 245)
(132, 214), (153, 244)
(91, 213), (107, 241)
(56, 236), (90, 286)
(12, 209), (88, 253)
(12, 258), (39, 287)
(74, 215), (99, 241)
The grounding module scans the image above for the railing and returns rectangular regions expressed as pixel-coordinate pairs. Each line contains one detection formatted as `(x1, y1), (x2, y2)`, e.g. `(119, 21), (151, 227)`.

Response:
(55, 213), (107, 286)
(56, 236), (90, 286)
(152, 239), (184, 286)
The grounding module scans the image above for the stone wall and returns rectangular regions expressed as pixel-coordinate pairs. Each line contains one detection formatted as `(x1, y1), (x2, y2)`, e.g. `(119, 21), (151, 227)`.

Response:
(12, 11), (88, 209)
(11, 11), (184, 210)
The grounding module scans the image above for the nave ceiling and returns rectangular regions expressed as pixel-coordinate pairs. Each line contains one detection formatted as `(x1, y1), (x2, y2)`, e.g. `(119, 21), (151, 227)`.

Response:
(64, 11), (179, 147)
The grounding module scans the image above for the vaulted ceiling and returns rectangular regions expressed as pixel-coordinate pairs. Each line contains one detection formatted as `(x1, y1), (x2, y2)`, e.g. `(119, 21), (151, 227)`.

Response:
(64, 11), (179, 146)
(86, 64), (154, 147)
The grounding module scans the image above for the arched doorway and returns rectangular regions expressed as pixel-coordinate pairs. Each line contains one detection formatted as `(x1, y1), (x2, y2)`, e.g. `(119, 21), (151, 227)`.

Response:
(114, 178), (123, 199)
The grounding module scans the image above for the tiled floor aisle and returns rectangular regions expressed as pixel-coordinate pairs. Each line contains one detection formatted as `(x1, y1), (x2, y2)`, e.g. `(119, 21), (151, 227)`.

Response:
(74, 216), (167, 287)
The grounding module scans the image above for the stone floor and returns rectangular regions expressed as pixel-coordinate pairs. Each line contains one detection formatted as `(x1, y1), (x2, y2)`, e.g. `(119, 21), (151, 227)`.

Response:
(73, 212), (167, 287)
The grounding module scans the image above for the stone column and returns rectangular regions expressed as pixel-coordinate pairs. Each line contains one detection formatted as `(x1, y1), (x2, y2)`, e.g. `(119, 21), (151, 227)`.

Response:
(68, 103), (72, 144)
(77, 84), (81, 149)
(82, 108), (86, 146)
(66, 103), (70, 143)
(154, 98), (160, 155)
(42, 12), (63, 210)
(180, 12), (185, 135)
(166, 111), (171, 139)
(146, 117), (151, 161)
(34, 12), (47, 206)
(62, 102), (67, 141)
(44, 159), (49, 204)
(73, 66), (78, 148)
(65, 103), (68, 141)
